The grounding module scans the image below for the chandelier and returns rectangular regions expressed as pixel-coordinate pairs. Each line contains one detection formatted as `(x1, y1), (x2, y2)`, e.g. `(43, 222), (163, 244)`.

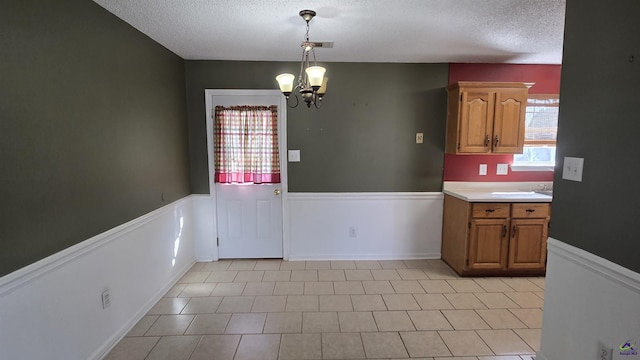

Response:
(275, 10), (328, 109)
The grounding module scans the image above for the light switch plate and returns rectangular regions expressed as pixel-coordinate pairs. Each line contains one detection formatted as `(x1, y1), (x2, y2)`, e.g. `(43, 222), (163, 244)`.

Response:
(497, 163), (509, 175)
(562, 156), (584, 182)
(415, 132), (424, 144)
(288, 150), (301, 162)
(479, 164), (487, 176)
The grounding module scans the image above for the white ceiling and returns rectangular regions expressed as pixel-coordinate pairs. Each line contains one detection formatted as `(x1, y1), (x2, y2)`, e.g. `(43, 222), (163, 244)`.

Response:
(93, 0), (566, 64)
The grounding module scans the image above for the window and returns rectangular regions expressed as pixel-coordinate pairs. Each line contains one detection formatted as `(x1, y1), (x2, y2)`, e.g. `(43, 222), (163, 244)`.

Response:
(214, 105), (280, 184)
(512, 94), (559, 169)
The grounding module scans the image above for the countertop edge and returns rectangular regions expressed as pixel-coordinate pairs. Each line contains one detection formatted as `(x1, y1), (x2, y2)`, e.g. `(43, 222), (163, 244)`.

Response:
(443, 189), (553, 203)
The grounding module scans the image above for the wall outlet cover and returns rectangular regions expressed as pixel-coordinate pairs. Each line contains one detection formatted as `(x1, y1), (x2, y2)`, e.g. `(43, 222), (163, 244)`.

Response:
(479, 164), (487, 176)
(101, 289), (111, 309)
(415, 132), (424, 144)
(496, 163), (509, 175)
(598, 341), (613, 360)
(349, 226), (357, 238)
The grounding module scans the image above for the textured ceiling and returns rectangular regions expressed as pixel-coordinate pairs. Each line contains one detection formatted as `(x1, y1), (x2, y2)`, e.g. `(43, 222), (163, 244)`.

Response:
(93, 0), (566, 64)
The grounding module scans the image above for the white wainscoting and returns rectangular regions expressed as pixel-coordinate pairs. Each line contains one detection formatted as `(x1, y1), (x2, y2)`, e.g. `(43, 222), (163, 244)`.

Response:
(537, 238), (640, 360)
(0, 196), (197, 360)
(0, 192), (445, 359)
(287, 192), (444, 260)
(192, 194), (217, 262)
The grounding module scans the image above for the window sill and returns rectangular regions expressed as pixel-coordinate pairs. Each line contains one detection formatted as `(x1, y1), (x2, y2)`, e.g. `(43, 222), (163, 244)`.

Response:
(510, 164), (555, 172)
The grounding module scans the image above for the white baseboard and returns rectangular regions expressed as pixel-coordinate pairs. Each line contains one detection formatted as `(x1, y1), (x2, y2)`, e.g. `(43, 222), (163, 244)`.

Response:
(287, 192), (444, 260)
(538, 238), (640, 360)
(0, 196), (198, 360)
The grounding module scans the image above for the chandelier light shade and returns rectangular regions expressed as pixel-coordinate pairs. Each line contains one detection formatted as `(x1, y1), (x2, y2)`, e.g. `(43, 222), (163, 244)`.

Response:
(305, 66), (326, 88)
(275, 73), (295, 95)
(275, 10), (328, 109)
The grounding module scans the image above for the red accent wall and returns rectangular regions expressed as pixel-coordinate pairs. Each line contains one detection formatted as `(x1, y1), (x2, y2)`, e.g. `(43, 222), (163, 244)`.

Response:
(443, 63), (561, 182)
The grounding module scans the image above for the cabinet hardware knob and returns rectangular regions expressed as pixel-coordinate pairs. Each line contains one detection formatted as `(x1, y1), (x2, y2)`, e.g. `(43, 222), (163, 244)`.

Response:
(512, 225), (517, 237)
(502, 225), (507, 237)
(494, 135), (499, 148)
(484, 134), (490, 147)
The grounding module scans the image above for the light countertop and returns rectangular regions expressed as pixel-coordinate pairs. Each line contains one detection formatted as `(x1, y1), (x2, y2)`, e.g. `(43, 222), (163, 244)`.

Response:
(443, 181), (553, 203)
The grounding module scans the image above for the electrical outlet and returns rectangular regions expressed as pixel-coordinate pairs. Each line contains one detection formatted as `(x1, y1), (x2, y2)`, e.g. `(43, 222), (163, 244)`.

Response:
(479, 164), (487, 176)
(349, 226), (357, 238)
(102, 289), (111, 309)
(497, 163), (509, 175)
(598, 342), (612, 360)
(415, 132), (424, 144)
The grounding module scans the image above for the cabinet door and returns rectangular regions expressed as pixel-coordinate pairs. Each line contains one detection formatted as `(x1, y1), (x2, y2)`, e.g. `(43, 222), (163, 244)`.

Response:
(492, 89), (527, 153)
(508, 218), (548, 270)
(468, 218), (509, 270)
(458, 90), (494, 153)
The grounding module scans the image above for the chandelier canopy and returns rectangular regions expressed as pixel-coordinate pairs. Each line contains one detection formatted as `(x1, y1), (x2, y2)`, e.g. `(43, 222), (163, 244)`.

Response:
(275, 10), (328, 109)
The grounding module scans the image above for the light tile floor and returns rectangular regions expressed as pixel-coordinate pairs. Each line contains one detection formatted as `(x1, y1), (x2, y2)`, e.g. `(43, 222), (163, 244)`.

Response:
(106, 259), (543, 360)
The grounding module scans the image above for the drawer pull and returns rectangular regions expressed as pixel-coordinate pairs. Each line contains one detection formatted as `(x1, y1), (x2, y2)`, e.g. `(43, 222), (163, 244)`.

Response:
(512, 225), (517, 237)
(494, 135), (499, 148)
(484, 134), (490, 147)
(526, 209), (536, 213)
(502, 225), (507, 237)
(485, 209), (495, 213)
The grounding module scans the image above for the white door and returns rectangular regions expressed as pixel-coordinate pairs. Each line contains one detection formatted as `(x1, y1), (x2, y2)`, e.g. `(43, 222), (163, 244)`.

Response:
(206, 90), (286, 259)
(216, 183), (283, 258)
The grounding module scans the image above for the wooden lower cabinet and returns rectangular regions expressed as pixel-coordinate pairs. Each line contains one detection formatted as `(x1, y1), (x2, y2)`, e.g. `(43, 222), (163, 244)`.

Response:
(508, 218), (548, 270)
(442, 194), (550, 276)
(468, 218), (509, 270)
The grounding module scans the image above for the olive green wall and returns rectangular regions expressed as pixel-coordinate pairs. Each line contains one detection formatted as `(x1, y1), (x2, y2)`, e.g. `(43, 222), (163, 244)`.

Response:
(185, 61), (448, 193)
(550, 0), (640, 272)
(0, 0), (191, 276)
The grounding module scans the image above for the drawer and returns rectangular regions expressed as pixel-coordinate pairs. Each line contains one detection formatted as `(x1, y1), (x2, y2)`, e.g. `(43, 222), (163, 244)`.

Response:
(512, 203), (550, 218)
(471, 203), (510, 218)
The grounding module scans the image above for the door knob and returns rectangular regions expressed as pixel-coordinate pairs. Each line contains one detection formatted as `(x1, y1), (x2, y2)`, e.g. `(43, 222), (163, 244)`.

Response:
(274, 189), (281, 196)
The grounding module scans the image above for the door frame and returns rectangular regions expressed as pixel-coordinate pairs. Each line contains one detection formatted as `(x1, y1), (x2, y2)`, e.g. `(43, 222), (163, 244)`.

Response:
(204, 89), (289, 260)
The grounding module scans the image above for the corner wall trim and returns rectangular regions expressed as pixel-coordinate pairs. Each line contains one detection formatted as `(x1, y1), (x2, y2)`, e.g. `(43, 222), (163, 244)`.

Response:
(0, 195), (193, 298)
(547, 237), (640, 294)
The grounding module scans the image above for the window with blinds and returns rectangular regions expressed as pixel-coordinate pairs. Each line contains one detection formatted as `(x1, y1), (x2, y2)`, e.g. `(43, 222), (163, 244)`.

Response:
(513, 94), (559, 167)
(524, 95), (559, 145)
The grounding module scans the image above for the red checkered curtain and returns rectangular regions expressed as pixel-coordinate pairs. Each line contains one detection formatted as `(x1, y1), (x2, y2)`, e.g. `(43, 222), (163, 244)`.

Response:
(214, 105), (280, 184)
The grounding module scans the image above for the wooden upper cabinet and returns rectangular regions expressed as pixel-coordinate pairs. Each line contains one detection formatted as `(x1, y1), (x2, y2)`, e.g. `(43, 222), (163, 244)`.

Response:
(459, 91), (494, 153)
(492, 89), (527, 153)
(445, 82), (529, 154)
